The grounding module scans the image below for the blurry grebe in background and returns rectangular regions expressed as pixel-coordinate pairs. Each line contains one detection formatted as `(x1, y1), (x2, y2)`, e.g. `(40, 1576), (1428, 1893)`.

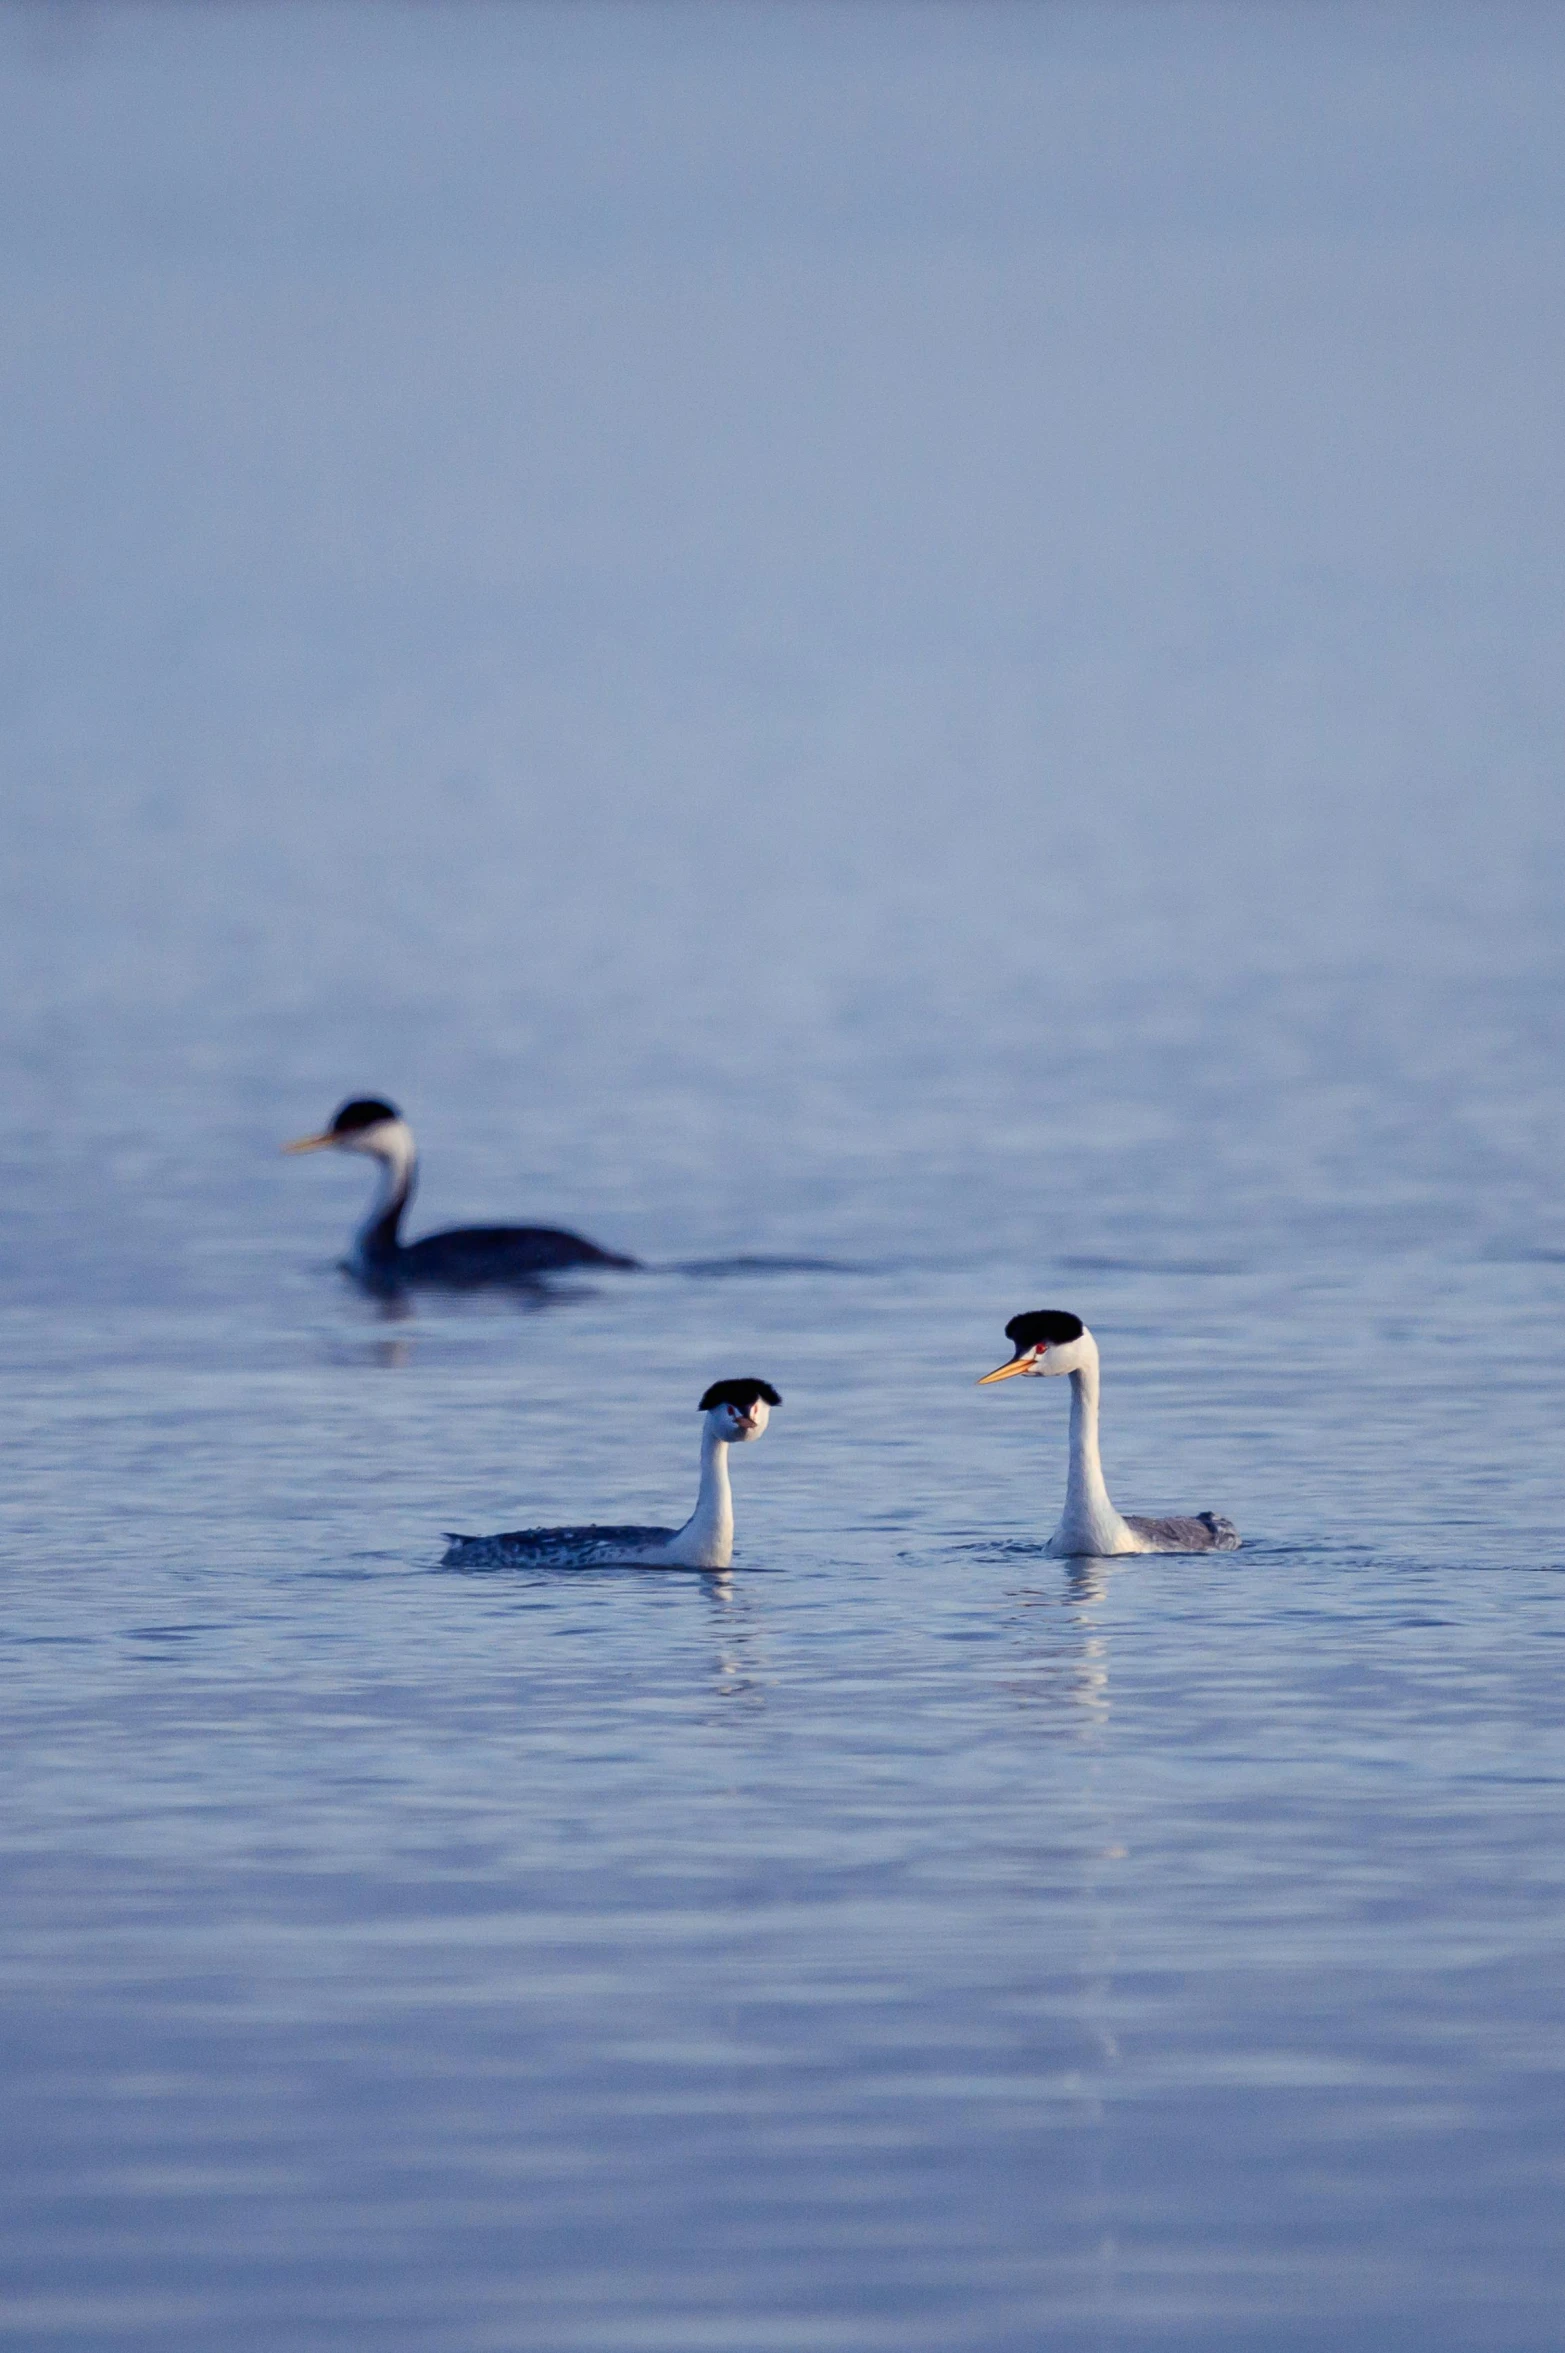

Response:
(284, 1098), (638, 1288)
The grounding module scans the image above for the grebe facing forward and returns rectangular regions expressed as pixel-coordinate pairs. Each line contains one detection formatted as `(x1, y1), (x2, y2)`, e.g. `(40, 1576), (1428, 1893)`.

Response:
(979, 1310), (1239, 1556)
(443, 1378), (781, 1570)
(284, 1098), (638, 1289)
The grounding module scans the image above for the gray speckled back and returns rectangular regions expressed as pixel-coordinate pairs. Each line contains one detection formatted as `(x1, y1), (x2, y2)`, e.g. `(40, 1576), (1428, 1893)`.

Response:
(442, 1525), (677, 1570)
(1124, 1512), (1242, 1553)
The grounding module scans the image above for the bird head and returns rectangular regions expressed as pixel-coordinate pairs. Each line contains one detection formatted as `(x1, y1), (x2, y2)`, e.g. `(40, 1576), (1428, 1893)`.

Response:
(283, 1098), (410, 1161)
(978, 1309), (1092, 1383)
(698, 1377), (782, 1441)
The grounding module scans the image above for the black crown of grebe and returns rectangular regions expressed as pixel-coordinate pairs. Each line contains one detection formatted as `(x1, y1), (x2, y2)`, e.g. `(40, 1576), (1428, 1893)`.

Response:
(444, 1378), (782, 1571)
(979, 1309), (1239, 1557)
(283, 1097), (638, 1289)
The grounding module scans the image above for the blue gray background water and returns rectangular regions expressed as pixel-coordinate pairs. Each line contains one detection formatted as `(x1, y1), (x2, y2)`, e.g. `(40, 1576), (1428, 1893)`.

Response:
(3, 5), (1564, 2346)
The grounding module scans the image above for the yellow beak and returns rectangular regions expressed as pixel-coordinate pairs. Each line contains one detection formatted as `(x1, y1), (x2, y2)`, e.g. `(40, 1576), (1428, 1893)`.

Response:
(282, 1131), (335, 1155)
(977, 1351), (1036, 1385)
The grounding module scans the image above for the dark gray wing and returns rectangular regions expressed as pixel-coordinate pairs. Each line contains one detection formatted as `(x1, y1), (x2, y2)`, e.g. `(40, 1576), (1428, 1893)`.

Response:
(1123, 1512), (1241, 1554)
(404, 1227), (638, 1284)
(442, 1523), (675, 1568)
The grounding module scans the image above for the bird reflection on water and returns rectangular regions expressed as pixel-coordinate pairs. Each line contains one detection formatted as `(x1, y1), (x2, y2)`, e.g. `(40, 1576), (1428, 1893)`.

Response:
(1000, 1556), (1115, 1732)
(703, 1575), (770, 1712)
(365, 1336), (413, 1371)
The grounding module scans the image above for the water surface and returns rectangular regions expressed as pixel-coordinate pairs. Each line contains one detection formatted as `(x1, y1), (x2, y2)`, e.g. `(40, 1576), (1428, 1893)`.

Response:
(2, 7), (1564, 2348)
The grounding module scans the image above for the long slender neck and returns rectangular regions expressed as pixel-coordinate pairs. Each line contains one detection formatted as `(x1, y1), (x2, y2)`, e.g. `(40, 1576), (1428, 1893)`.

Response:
(1058, 1344), (1132, 1553)
(355, 1128), (417, 1262)
(672, 1418), (734, 1569)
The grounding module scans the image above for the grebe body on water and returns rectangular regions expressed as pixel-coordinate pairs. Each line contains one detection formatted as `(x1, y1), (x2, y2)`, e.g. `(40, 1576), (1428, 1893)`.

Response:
(979, 1310), (1239, 1556)
(284, 1098), (637, 1289)
(443, 1379), (780, 1570)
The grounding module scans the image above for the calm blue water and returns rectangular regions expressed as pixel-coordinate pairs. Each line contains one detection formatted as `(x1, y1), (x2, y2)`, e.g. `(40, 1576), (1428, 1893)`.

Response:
(3, 7), (1565, 2349)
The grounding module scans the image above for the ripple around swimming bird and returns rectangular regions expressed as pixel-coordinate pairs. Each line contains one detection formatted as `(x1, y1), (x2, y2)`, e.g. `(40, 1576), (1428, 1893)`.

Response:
(666, 1252), (878, 1277)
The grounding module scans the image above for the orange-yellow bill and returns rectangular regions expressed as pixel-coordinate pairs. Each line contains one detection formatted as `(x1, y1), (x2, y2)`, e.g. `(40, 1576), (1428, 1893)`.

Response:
(977, 1351), (1034, 1385)
(282, 1131), (334, 1154)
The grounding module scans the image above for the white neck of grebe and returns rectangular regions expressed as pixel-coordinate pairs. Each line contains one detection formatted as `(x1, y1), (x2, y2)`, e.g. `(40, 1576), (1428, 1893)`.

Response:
(665, 1417), (734, 1570)
(1053, 1338), (1145, 1557)
(354, 1122), (418, 1264)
